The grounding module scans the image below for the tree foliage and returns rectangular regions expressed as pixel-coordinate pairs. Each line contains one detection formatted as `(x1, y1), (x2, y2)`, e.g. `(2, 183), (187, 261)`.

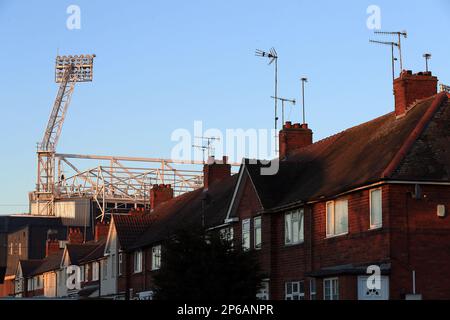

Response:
(152, 228), (264, 301)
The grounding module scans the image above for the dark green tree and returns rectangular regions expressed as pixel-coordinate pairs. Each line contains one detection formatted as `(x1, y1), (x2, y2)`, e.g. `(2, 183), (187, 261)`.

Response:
(152, 228), (264, 301)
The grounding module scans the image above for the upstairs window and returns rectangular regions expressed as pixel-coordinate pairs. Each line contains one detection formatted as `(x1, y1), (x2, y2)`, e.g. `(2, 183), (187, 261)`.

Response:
(285, 209), (304, 245)
(326, 200), (348, 237)
(92, 262), (99, 281)
(242, 219), (251, 250)
(152, 245), (161, 271)
(134, 250), (143, 273)
(102, 259), (108, 280)
(118, 253), (122, 276)
(84, 264), (90, 281)
(370, 189), (382, 229)
(254, 217), (262, 249)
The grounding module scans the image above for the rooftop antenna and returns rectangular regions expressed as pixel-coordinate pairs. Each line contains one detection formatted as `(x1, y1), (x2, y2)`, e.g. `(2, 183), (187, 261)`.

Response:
(369, 39), (399, 85)
(374, 30), (407, 72)
(192, 136), (220, 163)
(423, 53), (432, 72)
(256, 47), (278, 151)
(270, 96), (295, 125)
(300, 77), (308, 124)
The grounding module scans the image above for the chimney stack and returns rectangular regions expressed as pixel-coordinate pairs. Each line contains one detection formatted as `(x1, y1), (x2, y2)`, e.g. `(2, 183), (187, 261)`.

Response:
(279, 121), (313, 159)
(394, 70), (438, 117)
(150, 184), (174, 210)
(94, 221), (109, 242)
(68, 228), (84, 244)
(203, 156), (231, 189)
(45, 239), (60, 257)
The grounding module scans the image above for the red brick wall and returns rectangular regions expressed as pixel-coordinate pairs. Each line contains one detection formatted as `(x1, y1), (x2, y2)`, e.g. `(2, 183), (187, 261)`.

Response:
(387, 184), (450, 299)
(0, 278), (14, 297)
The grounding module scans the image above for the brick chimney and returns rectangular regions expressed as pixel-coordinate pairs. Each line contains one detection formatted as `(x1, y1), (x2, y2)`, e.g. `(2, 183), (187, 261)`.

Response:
(95, 221), (109, 242)
(279, 122), (313, 159)
(203, 156), (231, 189)
(150, 184), (174, 210)
(68, 228), (84, 244)
(46, 239), (60, 257)
(394, 70), (438, 117)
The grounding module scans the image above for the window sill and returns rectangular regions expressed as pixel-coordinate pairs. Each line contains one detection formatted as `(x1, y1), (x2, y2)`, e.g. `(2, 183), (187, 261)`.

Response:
(284, 241), (305, 247)
(325, 232), (348, 240)
(369, 225), (382, 231)
(133, 270), (142, 274)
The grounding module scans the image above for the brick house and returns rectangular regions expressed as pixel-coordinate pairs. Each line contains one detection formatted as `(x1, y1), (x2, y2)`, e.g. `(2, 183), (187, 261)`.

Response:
(224, 70), (450, 300)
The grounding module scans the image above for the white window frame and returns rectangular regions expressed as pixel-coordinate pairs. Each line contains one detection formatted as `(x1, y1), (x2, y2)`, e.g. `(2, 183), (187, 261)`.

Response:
(242, 219), (251, 250)
(309, 279), (317, 300)
(254, 216), (262, 249)
(285, 209), (305, 245)
(369, 188), (383, 229)
(134, 250), (143, 273)
(324, 277), (339, 300)
(285, 281), (305, 300)
(92, 261), (99, 281)
(326, 200), (348, 238)
(151, 245), (161, 271)
(118, 253), (122, 276)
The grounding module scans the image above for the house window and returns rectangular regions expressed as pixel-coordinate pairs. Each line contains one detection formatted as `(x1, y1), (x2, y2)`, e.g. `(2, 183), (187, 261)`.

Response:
(85, 264), (90, 281)
(134, 250), (143, 273)
(324, 278), (339, 300)
(80, 265), (85, 282)
(285, 209), (304, 245)
(118, 253), (122, 276)
(309, 279), (317, 300)
(152, 245), (161, 270)
(9, 243), (13, 255)
(18, 243), (22, 256)
(27, 279), (33, 291)
(256, 280), (269, 300)
(92, 262), (99, 281)
(220, 227), (234, 243)
(254, 216), (262, 249)
(242, 219), (250, 250)
(326, 200), (348, 237)
(285, 281), (305, 300)
(370, 189), (382, 229)
(102, 260), (108, 280)
(357, 275), (389, 300)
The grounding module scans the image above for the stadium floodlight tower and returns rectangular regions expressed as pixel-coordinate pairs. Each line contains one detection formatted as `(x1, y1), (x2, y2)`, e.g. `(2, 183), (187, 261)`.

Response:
(34, 54), (95, 215)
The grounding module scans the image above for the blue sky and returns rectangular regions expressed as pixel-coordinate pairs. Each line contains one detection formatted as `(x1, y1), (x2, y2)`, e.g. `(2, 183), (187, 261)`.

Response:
(0, 0), (449, 214)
